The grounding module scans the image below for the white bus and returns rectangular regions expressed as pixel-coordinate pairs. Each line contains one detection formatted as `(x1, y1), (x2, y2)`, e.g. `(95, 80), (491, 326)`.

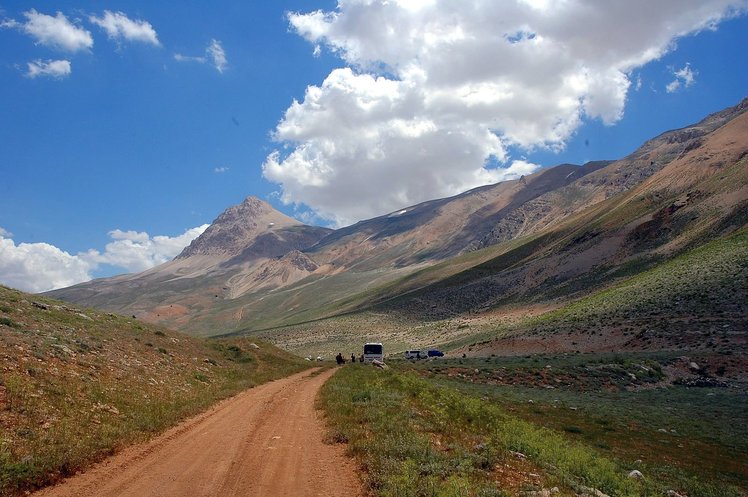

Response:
(363, 342), (384, 363)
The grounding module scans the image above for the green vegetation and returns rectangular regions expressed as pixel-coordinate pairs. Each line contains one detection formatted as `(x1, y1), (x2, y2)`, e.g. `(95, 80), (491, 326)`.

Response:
(0, 285), (309, 496)
(404, 353), (747, 485)
(523, 227), (747, 334)
(320, 361), (745, 497)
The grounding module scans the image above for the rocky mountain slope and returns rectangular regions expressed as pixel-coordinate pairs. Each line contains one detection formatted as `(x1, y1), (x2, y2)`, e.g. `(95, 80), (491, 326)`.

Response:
(47, 160), (611, 334)
(46, 197), (332, 331)
(47, 98), (748, 348)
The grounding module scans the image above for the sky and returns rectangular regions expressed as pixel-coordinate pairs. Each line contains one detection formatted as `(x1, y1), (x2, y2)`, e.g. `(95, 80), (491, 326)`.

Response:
(0, 0), (747, 293)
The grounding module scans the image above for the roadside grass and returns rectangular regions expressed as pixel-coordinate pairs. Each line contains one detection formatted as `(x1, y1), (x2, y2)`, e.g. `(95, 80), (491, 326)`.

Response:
(319, 365), (742, 497)
(404, 353), (748, 491)
(0, 285), (310, 496)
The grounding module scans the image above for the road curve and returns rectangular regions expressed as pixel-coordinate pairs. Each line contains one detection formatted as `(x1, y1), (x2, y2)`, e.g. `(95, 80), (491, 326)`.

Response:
(33, 368), (362, 497)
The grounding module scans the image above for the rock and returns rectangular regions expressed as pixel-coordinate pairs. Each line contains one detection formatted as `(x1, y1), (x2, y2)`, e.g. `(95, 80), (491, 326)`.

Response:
(76, 313), (94, 321)
(689, 362), (700, 370)
(628, 469), (644, 479)
(522, 490), (551, 497)
(579, 486), (610, 497)
(31, 301), (49, 310)
(667, 491), (685, 497)
(510, 450), (526, 459)
(249, 343), (260, 349)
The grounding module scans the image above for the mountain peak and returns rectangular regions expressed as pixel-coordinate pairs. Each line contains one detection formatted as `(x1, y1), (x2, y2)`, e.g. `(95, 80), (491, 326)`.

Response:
(177, 196), (303, 259)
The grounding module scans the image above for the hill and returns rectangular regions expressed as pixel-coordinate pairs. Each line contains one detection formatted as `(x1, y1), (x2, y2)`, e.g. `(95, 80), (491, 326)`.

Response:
(0, 285), (308, 496)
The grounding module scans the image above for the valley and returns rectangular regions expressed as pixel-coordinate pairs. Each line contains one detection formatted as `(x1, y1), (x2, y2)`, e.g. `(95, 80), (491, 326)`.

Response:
(4, 98), (747, 497)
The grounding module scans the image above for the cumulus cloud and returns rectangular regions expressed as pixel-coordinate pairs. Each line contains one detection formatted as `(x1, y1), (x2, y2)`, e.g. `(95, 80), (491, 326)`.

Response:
(0, 225), (209, 293)
(89, 10), (160, 46)
(0, 237), (93, 293)
(214, 166), (229, 173)
(2, 9), (92, 52)
(25, 59), (71, 79)
(81, 225), (210, 273)
(666, 63), (697, 93)
(174, 39), (227, 73)
(264, 0), (746, 227)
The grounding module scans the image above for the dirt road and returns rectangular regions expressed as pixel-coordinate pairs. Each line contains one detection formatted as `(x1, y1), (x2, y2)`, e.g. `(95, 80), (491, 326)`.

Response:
(34, 368), (363, 497)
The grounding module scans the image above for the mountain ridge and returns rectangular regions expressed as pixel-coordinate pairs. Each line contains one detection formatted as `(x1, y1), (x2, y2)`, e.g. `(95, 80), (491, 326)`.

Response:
(46, 97), (748, 351)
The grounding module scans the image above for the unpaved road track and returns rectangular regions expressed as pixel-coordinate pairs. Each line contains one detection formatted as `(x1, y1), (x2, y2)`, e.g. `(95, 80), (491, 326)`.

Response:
(34, 368), (362, 497)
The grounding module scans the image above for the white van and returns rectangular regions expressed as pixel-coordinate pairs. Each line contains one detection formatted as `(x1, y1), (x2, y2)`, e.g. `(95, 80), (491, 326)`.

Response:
(363, 343), (384, 363)
(404, 350), (425, 360)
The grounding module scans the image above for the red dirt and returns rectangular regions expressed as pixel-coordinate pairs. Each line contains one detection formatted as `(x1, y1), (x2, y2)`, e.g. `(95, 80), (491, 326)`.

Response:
(32, 368), (362, 497)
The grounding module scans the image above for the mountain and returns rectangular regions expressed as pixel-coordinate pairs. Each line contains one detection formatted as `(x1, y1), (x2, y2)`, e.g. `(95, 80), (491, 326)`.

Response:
(237, 98), (747, 357)
(47, 161), (612, 333)
(47, 197), (332, 331)
(47, 98), (748, 353)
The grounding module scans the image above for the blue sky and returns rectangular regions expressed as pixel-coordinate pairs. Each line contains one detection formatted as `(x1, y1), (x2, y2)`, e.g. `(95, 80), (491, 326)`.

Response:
(0, 0), (746, 292)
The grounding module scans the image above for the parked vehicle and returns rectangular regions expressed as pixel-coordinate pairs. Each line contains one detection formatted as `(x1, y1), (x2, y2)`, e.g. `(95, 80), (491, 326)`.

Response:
(427, 349), (444, 357)
(363, 342), (384, 363)
(404, 350), (426, 360)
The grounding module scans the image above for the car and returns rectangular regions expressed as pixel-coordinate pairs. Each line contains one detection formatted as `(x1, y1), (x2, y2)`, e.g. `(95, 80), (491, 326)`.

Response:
(427, 349), (444, 357)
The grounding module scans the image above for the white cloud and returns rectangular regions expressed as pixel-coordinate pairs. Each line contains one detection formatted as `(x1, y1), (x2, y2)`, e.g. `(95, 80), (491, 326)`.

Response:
(89, 11), (160, 46)
(2, 9), (93, 52)
(26, 59), (71, 79)
(174, 53), (205, 64)
(265, 0), (746, 227)
(0, 237), (94, 293)
(174, 39), (228, 74)
(214, 166), (229, 173)
(0, 227), (13, 238)
(0, 225), (209, 293)
(207, 39), (227, 73)
(82, 225), (210, 273)
(666, 63), (697, 93)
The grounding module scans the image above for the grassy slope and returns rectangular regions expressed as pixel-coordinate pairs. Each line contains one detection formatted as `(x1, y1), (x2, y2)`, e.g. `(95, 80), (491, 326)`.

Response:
(320, 362), (746, 497)
(0, 285), (309, 496)
(450, 226), (748, 353)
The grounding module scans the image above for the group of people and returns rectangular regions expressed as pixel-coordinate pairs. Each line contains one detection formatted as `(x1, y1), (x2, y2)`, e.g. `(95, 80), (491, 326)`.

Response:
(335, 352), (363, 365)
